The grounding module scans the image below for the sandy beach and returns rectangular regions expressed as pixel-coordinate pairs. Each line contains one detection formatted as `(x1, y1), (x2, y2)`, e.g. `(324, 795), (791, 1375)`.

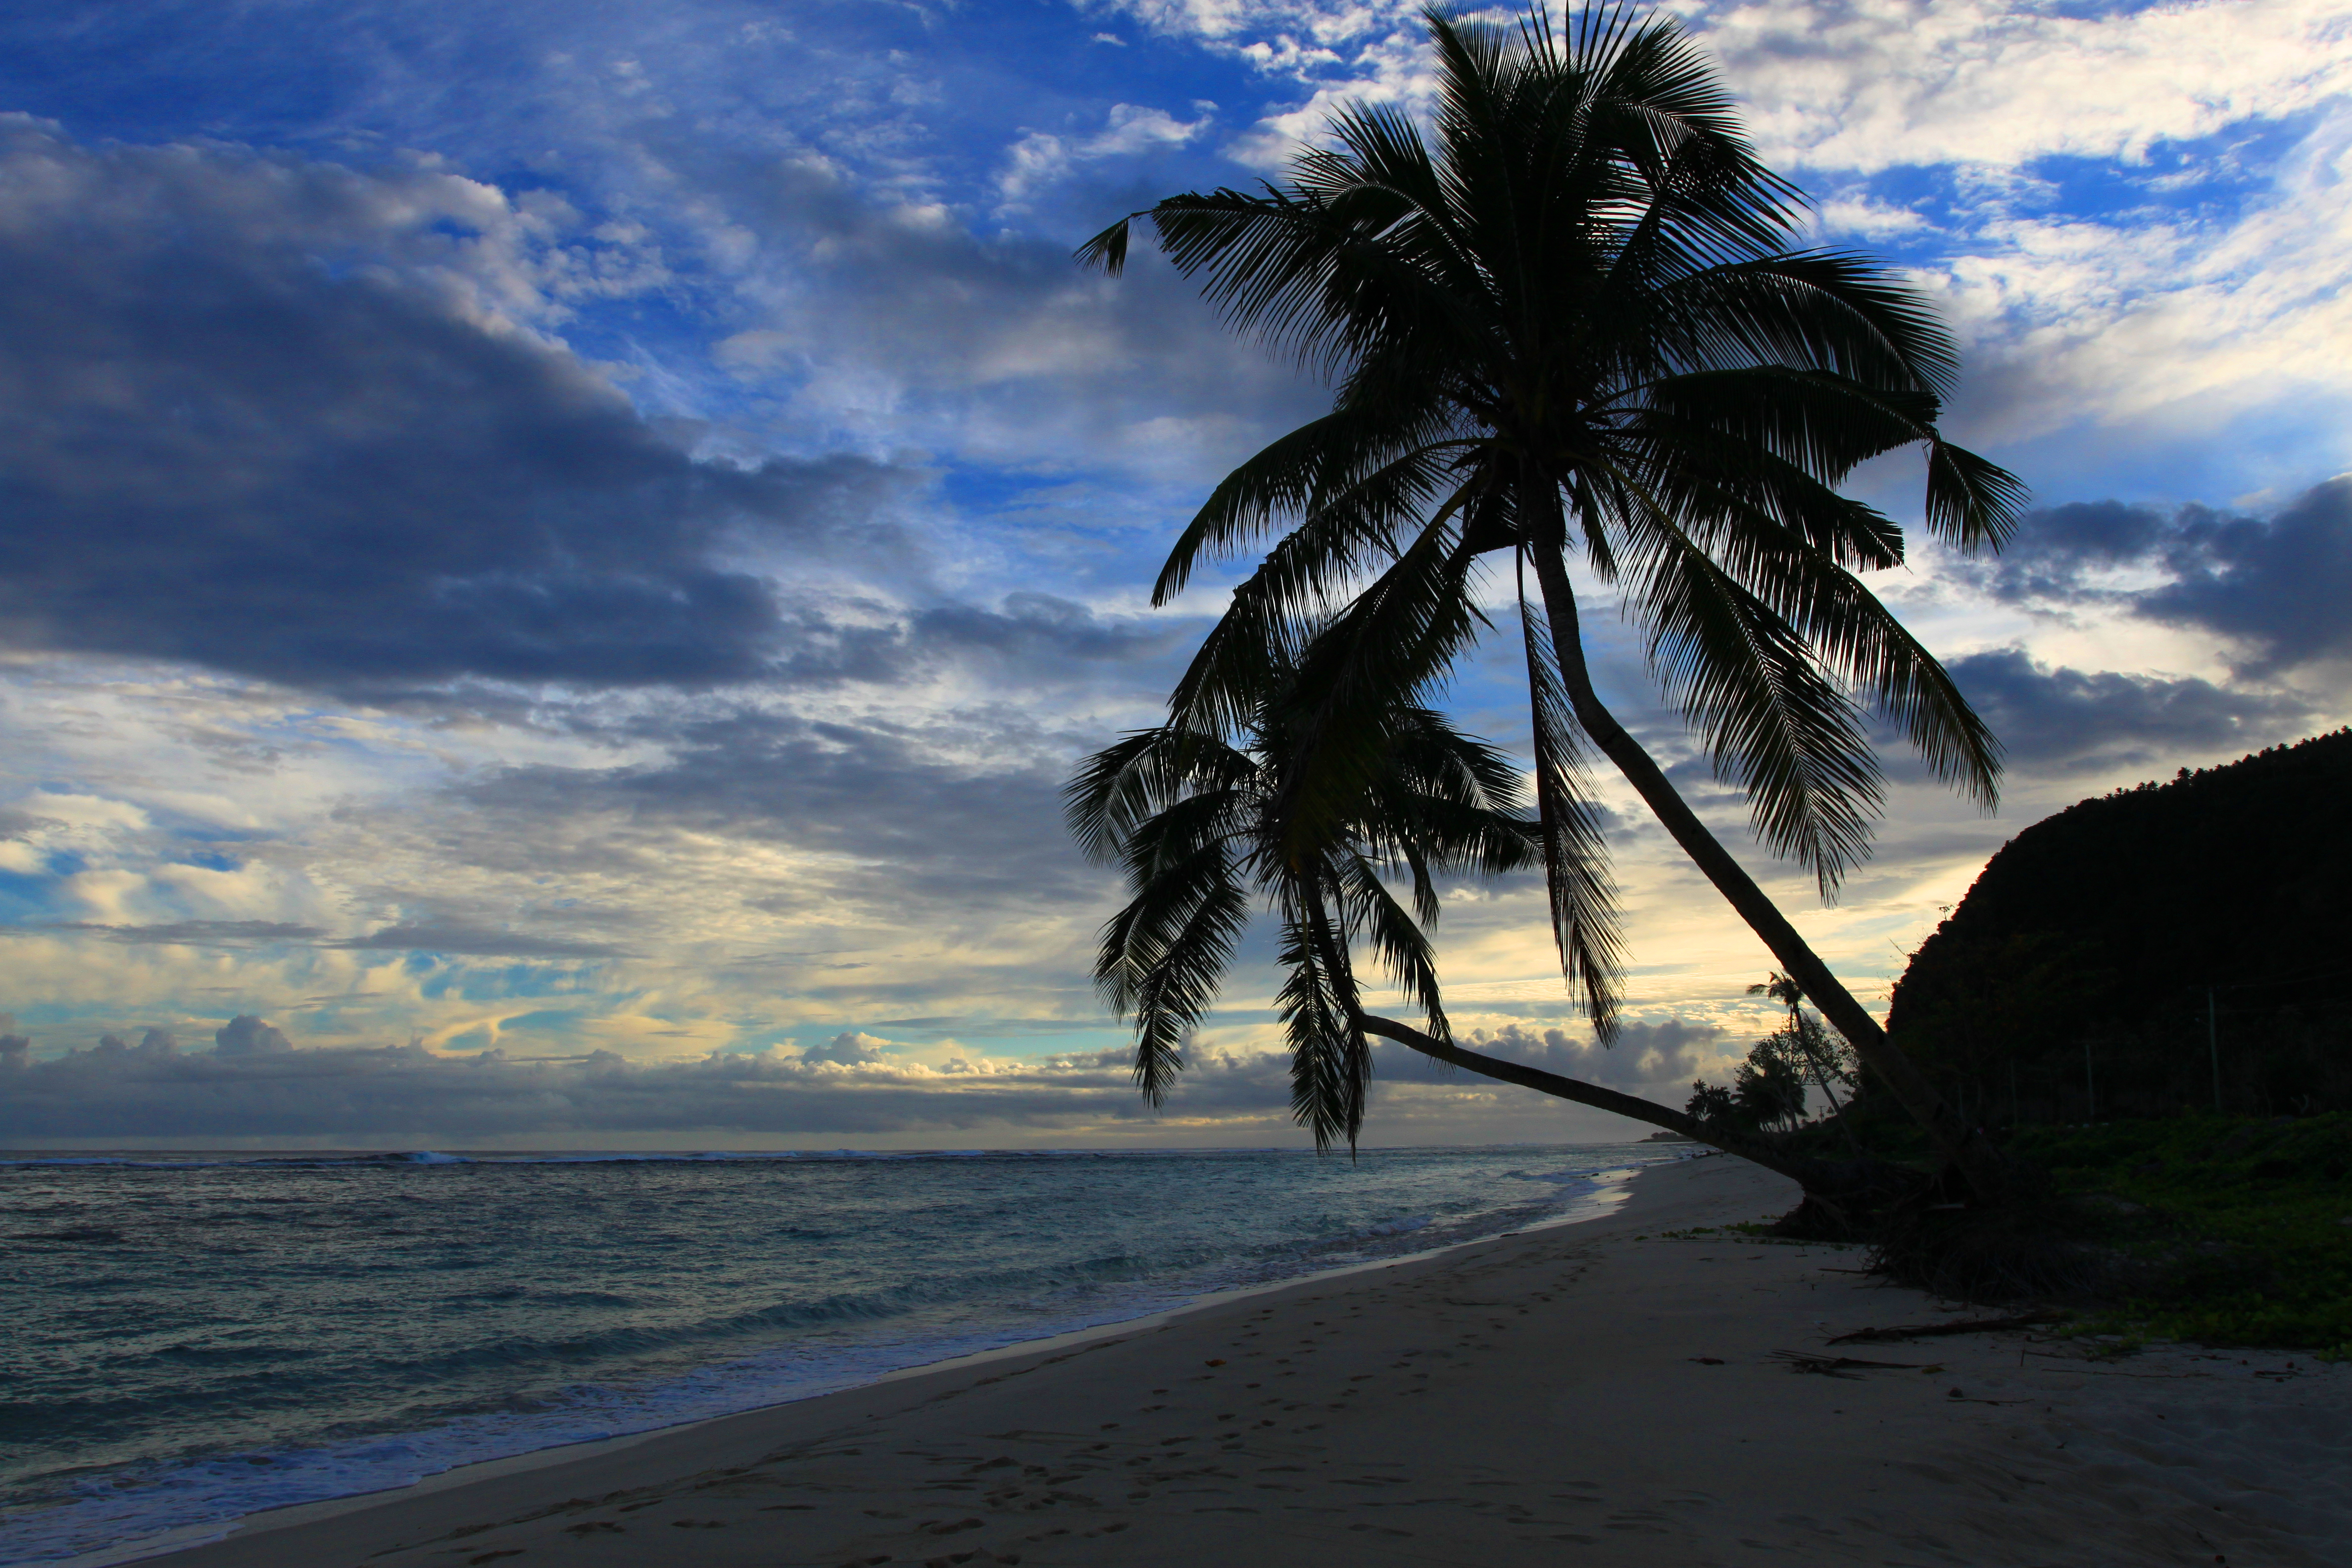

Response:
(129, 1156), (2350, 1568)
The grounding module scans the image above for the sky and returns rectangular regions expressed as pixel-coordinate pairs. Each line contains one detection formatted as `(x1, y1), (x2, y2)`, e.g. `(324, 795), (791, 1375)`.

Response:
(1, 0), (2348, 1150)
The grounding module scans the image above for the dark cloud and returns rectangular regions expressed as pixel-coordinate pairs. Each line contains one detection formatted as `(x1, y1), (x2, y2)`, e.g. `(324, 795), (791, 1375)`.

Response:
(1436, 1020), (1732, 1097)
(0, 118), (917, 694)
(0, 920), (625, 961)
(0, 1035), (1189, 1140)
(16, 921), (328, 947)
(682, 143), (1322, 448)
(465, 709), (1098, 909)
(909, 593), (1195, 673)
(2139, 478), (2352, 672)
(1946, 649), (2315, 770)
(1979, 476), (2352, 672)
(332, 925), (628, 960)
(1977, 498), (2173, 602)
(213, 1015), (293, 1056)
(0, 1015), (1726, 1142)
(802, 1031), (890, 1065)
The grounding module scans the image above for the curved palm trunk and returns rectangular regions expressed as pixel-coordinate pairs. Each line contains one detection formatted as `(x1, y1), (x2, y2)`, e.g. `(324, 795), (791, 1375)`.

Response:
(1521, 543), (2011, 1202)
(1358, 1013), (1816, 1185)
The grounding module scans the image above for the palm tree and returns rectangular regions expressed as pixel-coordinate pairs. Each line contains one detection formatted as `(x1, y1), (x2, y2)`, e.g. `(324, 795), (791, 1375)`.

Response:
(1749, 970), (1860, 1134)
(1066, 654), (1535, 1151)
(1078, 4), (2022, 1198)
(1069, 642), (1840, 1180)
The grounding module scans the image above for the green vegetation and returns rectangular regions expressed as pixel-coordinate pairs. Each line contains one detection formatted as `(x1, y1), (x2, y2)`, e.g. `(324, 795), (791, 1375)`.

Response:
(2008, 1116), (2352, 1354)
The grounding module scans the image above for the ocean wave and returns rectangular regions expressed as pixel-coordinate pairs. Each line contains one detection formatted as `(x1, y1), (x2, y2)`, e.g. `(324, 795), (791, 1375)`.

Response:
(1361, 1214), (1432, 1236)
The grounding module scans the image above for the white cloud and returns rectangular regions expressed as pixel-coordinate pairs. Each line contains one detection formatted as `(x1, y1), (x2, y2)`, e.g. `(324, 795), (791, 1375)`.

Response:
(1934, 116), (2352, 440)
(1095, 0), (2352, 178)
(1692, 0), (2352, 176)
(996, 102), (1211, 205)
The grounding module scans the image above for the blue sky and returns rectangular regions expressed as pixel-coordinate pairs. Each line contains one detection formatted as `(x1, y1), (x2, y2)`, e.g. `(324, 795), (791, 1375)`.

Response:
(1, 0), (2348, 1147)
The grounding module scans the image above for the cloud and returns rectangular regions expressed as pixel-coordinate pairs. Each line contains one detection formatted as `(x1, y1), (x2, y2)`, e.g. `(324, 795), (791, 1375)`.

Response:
(1691, 0), (2352, 174)
(1946, 650), (2317, 770)
(16, 921), (329, 947)
(461, 708), (1097, 913)
(1971, 475), (2352, 672)
(333, 925), (630, 960)
(1970, 499), (2175, 603)
(2138, 477), (2352, 672)
(696, 147), (1320, 481)
(0, 117), (924, 695)
(998, 102), (1209, 204)
(213, 1014), (294, 1056)
(803, 1030), (892, 1065)
(0, 1013), (1732, 1143)
(1105, 0), (2352, 176)
(1442, 1019), (1733, 1099)
(0, 1032), (1189, 1140)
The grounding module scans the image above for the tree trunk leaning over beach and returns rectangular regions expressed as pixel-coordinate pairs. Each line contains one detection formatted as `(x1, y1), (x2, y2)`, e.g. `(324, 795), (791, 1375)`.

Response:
(1077, 4), (2026, 1202)
(1068, 645), (1901, 1217)
(1355, 1012), (1838, 1190)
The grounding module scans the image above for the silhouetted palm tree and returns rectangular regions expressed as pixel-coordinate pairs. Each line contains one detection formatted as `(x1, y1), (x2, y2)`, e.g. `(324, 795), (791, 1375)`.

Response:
(1079, 4), (2022, 1196)
(1749, 970), (1859, 1130)
(1065, 653), (1536, 1150)
(1070, 649), (1832, 1178)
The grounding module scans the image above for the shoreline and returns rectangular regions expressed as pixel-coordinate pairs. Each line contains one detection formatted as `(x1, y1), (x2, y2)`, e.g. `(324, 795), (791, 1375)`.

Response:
(67, 1153), (2352, 1566)
(37, 1155), (1668, 1568)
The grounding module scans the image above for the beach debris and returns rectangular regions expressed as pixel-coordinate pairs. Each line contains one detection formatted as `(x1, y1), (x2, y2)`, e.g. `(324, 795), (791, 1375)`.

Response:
(1827, 1314), (2056, 1344)
(1771, 1351), (1924, 1377)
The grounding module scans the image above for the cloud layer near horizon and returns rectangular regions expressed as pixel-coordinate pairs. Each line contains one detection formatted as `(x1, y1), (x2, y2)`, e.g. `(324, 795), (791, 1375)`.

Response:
(0, 1016), (1730, 1146)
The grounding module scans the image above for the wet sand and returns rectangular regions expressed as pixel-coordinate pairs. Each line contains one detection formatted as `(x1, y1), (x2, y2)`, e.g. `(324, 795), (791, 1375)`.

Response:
(135, 1155), (2351, 1568)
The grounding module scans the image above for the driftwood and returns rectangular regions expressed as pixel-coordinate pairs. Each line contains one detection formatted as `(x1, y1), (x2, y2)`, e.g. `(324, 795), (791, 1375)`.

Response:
(1827, 1314), (2058, 1344)
(1771, 1351), (1925, 1377)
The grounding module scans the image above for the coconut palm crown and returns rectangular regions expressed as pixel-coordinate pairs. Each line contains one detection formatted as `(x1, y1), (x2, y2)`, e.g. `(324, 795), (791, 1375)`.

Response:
(1078, 5), (2026, 1188)
(1066, 653), (1540, 1151)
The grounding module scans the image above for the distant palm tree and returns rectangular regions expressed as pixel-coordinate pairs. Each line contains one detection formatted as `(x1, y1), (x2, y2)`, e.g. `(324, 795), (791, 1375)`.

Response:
(1734, 1049), (1809, 1134)
(1749, 970), (1859, 1131)
(1079, 4), (2021, 1196)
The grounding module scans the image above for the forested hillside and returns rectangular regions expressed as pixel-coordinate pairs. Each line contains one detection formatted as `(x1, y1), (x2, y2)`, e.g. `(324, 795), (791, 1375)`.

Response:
(1887, 729), (2352, 1123)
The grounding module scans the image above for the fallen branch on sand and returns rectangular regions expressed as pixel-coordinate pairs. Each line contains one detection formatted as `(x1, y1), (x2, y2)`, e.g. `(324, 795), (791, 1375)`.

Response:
(1828, 1314), (2058, 1344)
(1771, 1351), (1924, 1376)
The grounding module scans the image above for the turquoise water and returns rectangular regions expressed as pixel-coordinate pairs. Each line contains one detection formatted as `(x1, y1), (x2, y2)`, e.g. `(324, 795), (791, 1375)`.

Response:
(0, 1143), (1670, 1563)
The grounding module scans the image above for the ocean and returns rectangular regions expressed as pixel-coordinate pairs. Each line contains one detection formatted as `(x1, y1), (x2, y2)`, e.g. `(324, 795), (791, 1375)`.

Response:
(0, 1142), (1674, 1565)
